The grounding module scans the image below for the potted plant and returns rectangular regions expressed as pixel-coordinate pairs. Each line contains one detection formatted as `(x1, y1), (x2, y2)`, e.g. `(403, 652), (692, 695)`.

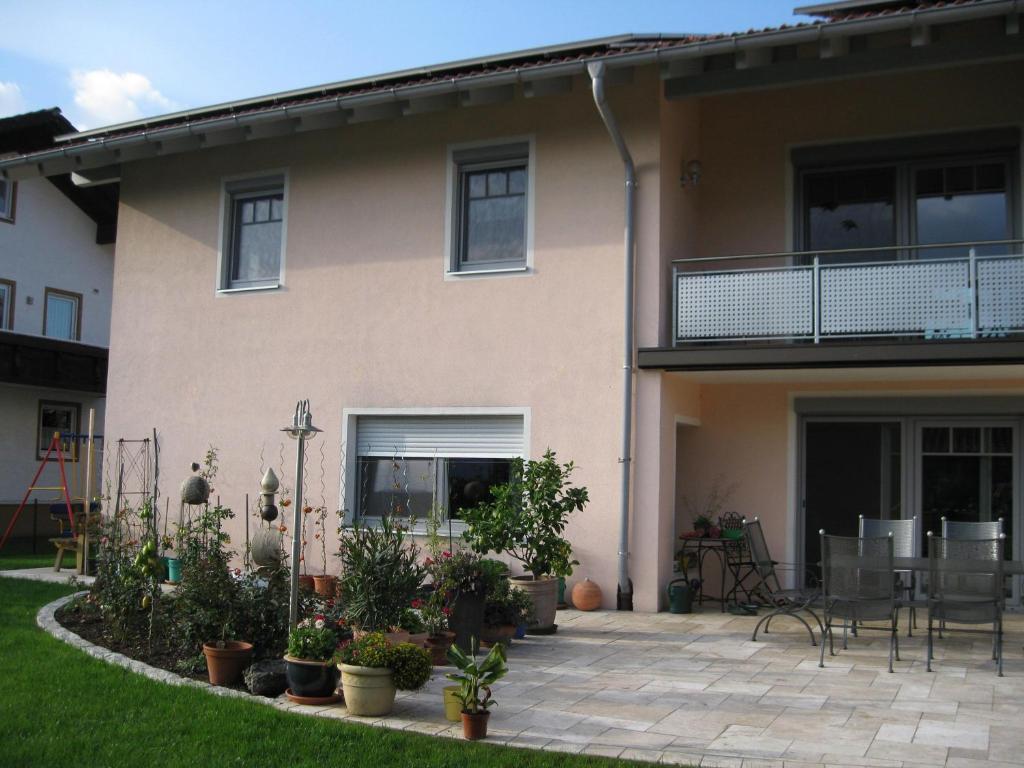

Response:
(401, 604), (429, 647)
(446, 638), (508, 741)
(337, 516), (422, 639)
(462, 450), (588, 633)
(336, 632), (395, 716)
(388, 641), (433, 693)
(482, 570), (531, 647)
(421, 596), (455, 666)
(431, 550), (486, 652)
(284, 615), (343, 699)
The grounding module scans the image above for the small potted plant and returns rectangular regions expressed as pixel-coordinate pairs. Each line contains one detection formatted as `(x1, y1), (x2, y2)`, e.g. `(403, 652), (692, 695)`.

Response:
(401, 603), (429, 647)
(462, 450), (588, 633)
(284, 614), (344, 700)
(482, 573), (531, 647)
(446, 638), (508, 741)
(421, 597), (455, 666)
(336, 632), (396, 716)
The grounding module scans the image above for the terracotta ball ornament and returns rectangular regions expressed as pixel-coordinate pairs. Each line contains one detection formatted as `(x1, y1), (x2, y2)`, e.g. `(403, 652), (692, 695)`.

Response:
(571, 578), (602, 611)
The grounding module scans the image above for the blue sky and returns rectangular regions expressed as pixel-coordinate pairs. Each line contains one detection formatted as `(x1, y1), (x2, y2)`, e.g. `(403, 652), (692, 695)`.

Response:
(0, 1), (810, 131)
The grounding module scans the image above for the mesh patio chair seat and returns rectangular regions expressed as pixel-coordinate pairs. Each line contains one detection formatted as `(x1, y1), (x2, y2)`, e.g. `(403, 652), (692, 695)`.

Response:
(859, 515), (923, 637)
(744, 518), (823, 645)
(819, 531), (900, 673)
(937, 518), (1004, 637)
(926, 532), (1006, 677)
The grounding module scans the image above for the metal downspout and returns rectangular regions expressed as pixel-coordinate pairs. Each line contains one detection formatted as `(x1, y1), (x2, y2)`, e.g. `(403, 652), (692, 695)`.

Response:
(587, 61), (635, 610)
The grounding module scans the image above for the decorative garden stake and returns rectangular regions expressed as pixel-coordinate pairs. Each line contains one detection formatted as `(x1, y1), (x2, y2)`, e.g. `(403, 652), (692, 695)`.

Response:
(251, 468), (284, 573)
(282, 400), (321, 628)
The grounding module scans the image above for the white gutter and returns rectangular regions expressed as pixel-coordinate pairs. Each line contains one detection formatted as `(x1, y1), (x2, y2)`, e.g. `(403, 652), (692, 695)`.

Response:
(0, 0), (1016, 179)
(588, 61), (636, 611)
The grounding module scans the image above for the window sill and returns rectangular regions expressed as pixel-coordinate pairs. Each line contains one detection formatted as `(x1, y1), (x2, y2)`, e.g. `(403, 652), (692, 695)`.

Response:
(445, 266), (530, 280)
(217, 283), (281, 295)
(354, 517), (468, 537)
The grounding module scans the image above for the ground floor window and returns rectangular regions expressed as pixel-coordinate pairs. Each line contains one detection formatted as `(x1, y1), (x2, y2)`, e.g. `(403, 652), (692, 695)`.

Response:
(37, 401), (80, 460)
(351, 413), (524, 527)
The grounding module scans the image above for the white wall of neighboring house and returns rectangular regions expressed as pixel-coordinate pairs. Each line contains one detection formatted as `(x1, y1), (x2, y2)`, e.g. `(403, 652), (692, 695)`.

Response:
(0, 176), (114, 508)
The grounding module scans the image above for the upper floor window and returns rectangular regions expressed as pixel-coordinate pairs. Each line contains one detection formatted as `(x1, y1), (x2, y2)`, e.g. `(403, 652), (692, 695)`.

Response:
(43, 288), (81, 340)
(796, 130), (1017, 263)
(221, 175), (285, 290)
(0, 279), (14, 330)
(450, 142), (530, 274)
(0, 179), (15, 223)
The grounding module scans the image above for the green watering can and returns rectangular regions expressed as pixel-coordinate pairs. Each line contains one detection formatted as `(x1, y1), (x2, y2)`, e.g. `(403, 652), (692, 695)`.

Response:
(667, 578), (697, 614)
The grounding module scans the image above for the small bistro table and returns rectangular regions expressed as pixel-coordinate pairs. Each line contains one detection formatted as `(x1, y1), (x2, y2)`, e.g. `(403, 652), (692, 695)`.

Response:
(678, 536), (754, 612)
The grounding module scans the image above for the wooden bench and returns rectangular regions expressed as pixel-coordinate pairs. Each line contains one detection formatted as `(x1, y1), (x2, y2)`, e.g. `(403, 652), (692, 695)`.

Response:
(49, 537), (79, 572)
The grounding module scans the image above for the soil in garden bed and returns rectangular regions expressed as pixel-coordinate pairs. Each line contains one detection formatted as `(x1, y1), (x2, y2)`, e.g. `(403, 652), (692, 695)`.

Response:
(55, 598), (249, 692)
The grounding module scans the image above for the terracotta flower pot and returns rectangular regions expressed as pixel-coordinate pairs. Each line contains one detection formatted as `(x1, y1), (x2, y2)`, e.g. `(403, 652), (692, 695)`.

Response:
(312, 574), (337, 597)
(461, 710), (490, 740)
(284, 655), (340, 698)
(511, 575), (558, 633)
(480, 624), (516, 648)
(425, 631), (455, 666)
(339, 664), (396, 716)
(202, 640), (253, 686)
(407, 632), (429, 648)
(298, 575), (315, 593)
(571, 578), (602, 611)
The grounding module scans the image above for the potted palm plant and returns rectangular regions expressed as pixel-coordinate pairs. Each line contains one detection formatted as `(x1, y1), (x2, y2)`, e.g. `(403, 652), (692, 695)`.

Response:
(446, 638), (508, 740)
(462, 450), (588, 633)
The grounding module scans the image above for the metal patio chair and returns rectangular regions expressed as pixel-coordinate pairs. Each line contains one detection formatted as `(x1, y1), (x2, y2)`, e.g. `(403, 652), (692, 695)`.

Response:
(941, 517), (1003, 540)
(859, 515), (922, 636)
(819, 531), (899, 672)
(926, 532), (1005, 677)
(745, 517), (823, 645)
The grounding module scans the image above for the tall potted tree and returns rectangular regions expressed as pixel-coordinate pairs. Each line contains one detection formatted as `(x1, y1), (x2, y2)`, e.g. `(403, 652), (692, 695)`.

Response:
(461, 450), (588, 633)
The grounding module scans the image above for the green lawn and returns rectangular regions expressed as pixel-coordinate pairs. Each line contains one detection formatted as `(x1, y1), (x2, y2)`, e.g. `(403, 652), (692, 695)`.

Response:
(0, 577), (644, 768)
(0, 550), (69, 570)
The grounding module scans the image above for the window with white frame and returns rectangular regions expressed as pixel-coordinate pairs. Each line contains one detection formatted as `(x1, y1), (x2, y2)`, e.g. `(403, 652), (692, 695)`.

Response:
(0, 179), (14, 223)
(38, 401), (80, 460)
(354, 414), (525, 525)
(43, 288), (81, 340)
(0, 279), (14, 330)
(450, 142), (529, 273)
(221, 175), (285, 290)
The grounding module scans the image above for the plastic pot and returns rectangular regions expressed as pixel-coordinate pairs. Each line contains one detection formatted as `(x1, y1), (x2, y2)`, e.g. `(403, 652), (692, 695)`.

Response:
(461, 710), (490, 740)
(667, 578), (695, 614)
(165, 557), (181, 583)
(202, 641), (253, 686)
(443, 685), (462, 722)
(339, 664), (396, 716)
(284, 655), (340, 698)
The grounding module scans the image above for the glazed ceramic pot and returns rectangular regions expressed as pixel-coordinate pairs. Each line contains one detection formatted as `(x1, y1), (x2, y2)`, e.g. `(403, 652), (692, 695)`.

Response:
(339, 664), (396, 716)
(284, 655), (340, 698)
(202, 640), (253, 686)
(571, 578), (602, 611)
(511, 575), (557, 633)
(461, 710), (490, 740)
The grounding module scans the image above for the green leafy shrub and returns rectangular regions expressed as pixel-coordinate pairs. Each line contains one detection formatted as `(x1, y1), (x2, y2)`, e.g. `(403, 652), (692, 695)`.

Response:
(337, 516), (422, 632)
(388, 642), (432, 691)
(287, 622), (340, 661)
(399, 607), (426, 634)
(336, 632), (391, 668)
(484, 576), (532, 627)
(461, 449), (588, 578)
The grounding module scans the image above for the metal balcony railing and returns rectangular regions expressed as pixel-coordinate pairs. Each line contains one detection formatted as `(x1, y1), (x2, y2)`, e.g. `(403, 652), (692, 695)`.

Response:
(672, 240), (1024, 346)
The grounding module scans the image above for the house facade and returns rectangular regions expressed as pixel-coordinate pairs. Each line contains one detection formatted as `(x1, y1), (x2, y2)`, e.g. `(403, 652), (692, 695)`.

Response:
(3, 0), (1022, 609)
(0, 109), (115, 544)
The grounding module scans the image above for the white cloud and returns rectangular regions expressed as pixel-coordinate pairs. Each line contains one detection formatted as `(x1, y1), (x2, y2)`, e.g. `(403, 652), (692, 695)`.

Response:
(0, 82), (26, 118)
(70, 69), (173, 127)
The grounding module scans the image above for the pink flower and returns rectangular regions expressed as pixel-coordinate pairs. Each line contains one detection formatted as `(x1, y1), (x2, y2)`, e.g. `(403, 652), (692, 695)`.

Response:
(442, 551), (452, 559)
(442, 606), (451, 617)
(314, 619), (325, 629)
(424, 557), (434, 566)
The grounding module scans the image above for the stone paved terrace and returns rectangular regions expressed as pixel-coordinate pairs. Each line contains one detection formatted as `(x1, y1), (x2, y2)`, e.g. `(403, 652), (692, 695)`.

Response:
(382, 607), (1024, 767)
(13, 566), (1024, 767)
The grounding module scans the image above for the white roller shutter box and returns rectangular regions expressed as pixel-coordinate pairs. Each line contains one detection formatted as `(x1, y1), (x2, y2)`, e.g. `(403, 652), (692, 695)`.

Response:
(356, 415), (525, 458)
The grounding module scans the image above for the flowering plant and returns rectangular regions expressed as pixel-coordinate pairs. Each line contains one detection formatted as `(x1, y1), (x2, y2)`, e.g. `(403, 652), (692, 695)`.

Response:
(287, 615), (345, 661)
(335, 631), (391, 668)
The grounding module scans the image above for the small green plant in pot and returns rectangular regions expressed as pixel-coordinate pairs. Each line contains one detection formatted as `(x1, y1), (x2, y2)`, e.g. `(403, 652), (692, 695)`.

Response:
(285, 615), (343, 699)
(461, 450), (588, 633)
(446, 637), (508, 741)
(336, 632), (396, 716)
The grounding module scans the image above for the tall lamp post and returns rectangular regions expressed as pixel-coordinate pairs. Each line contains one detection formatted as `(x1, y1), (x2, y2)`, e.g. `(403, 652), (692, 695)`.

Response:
(282, 400), (321, 628)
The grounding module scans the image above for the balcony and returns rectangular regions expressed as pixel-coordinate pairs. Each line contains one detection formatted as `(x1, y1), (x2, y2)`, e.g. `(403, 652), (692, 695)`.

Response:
(640, 240), (1024, 373)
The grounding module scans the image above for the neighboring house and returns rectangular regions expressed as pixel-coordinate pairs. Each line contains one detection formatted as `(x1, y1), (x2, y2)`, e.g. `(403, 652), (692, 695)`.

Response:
(0, 109), (116, 544)
(3, 0), (1023, 609)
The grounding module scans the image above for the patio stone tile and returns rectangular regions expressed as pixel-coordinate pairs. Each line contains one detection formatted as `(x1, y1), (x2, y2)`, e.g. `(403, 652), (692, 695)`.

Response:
(759, 693), (827, 710)
(590, 727), (678, 750)
(662, 749), (706, 765)
(700, 755), (744, 767)
(619, 748), (668, 763)
(542, 741), (586, 755)
(913, 719), (990, 751)
(865, 740), (948, 764)
(873, 723), (916, 743)
(706, 725), (793, 758)
(890, 699), (959, 716)
(818, 755), (901, 767)
(581, 744), (625, 759)
(946, 758), (1024, 768)
(739, 759), (786, 768)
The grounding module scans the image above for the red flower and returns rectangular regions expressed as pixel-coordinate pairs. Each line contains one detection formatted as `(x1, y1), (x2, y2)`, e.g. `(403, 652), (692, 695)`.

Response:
(411, 598), (423, 609)
(442, 606), (451, 616)
(442, 551), (452, 559)
(424, 557), (434, 566)
(315, 614), (325, 622)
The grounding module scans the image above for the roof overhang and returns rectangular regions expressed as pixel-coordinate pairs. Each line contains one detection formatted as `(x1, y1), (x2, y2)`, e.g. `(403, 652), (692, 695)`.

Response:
(0, 0), (1019, 183)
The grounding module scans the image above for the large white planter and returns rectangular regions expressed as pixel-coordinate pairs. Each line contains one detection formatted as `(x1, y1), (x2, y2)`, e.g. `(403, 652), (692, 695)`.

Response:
(339, 663), (396, 716)
(511, 575), (558, 632)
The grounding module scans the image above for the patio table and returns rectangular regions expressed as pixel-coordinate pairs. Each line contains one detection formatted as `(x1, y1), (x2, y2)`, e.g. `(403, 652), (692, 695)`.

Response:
(825, 555), (1024, 575)
(678, 536), (755, 611)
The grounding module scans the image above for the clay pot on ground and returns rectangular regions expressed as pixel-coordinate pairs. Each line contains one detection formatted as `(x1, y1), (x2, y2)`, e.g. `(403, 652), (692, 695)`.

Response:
(339, 664), (396, 716)
(298, 575), (315, 593)
(571, 578), (602, 611)
(407, 632), (429, 648)
(312, 574), (337, 597)
(480, 624), (516, 648)
(425, 631), (456, 666)
(461, 710), (490, 740)
(511, 575), (558, 633)
(284, 655), (340, 698)
(202, 640), (254, 686)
